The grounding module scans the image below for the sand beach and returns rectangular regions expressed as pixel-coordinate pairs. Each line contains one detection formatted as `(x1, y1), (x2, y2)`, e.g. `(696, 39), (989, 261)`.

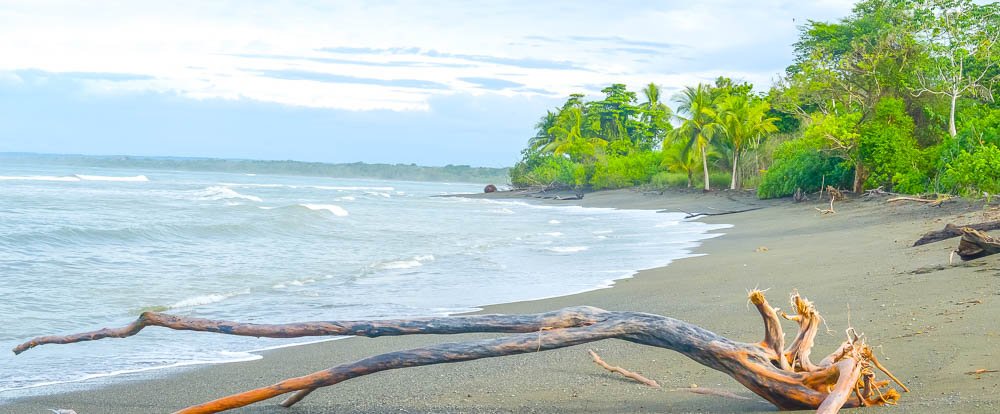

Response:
(4, 189), (999, 413)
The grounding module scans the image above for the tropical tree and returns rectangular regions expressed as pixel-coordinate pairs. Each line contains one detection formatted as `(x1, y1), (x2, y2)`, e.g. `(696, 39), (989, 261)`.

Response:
(717, 95), (779, 189)
(670, 84), (721, 191)
(527, 110), (559, 154)
(547, 106), (606, 162)
(661, 140), (700, 188)
(639, 82), (674, 150)
(912, 0), (999, 137)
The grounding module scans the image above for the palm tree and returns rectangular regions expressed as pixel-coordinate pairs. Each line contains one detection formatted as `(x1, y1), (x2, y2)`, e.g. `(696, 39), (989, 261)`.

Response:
(527, 110), (559, 154)
(669, 84), (720, 191)
(546, 107), (606, 162)
(640, 83), (673, 150)
(661, 141), (699, 188)
(717, 96), (779, 189)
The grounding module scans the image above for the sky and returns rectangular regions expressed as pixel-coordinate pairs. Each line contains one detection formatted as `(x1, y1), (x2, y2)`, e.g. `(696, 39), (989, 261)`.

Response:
(0, 1), (857, 167)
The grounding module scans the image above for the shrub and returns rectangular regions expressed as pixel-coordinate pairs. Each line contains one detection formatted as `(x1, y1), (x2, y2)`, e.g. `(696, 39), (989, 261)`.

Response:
(940, 144), (1000, 196)
(590, 151), (661, 190)
(758, 138), (853, 199)
(650, 171), (691, 189)
(859, 98), (920, 191)
(509, 152), (577, 188)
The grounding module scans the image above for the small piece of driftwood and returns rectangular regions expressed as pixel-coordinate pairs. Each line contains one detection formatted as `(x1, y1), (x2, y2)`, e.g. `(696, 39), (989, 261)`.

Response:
(913, 221), (1000, 246)
(887, 196), (952, 207)
(588, 349), (660, 388)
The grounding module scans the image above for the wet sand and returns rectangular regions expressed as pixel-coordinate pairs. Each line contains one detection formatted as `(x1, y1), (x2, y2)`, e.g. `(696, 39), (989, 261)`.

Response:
(5, 189), (1000, 413)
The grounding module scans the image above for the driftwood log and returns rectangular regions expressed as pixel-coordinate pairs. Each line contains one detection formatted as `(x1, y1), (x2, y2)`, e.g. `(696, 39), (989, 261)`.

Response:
(914, 221), (1000, 246)
(668, 206), (764, 219)
(955, 227), (1000, 260)
(13, 290), (906, 414)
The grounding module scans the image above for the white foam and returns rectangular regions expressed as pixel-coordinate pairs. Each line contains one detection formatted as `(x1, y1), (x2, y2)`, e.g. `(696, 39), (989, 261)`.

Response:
(548, 219), (561, 224)
(375, 254), (435, 270)
(378, 260), (422, 269)
(197, 186), (262, 202)
(0, 175), (80, 182)
(547, 246), (589, 253)
(0, 351), (262, 393)
(365, 191), (392, 198)
(317, 186), (394, 191)
(300, 204), (349, 217)
(543, 232), (563, 237)
(593, 230), (614, 234)
(493, 208), (515, 215)
(655, 221), (679, 228)
(75, 174), (149, 182)
(337, 196), (356, 201)
(168, 290), (247, 309)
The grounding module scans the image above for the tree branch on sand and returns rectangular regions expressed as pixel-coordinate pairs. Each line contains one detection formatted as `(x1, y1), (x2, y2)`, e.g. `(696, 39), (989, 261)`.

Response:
(913, 221), (1000, 246)
(14, 290), (907, 414)
(954, 227), (1000, 261)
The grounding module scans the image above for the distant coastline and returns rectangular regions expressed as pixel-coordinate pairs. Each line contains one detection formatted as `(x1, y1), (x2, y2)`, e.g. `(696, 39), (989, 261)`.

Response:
(0, 152), (510, 184)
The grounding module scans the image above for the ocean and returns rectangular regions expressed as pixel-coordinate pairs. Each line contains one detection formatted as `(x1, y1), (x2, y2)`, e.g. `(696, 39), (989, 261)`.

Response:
(0, 158), (729, 398)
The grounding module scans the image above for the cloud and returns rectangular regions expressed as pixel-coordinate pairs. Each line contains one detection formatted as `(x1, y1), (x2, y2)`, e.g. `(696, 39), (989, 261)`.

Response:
(0, 1), (858, 113)
(459, 77), (524, 90)
(251, 69), (450, 90)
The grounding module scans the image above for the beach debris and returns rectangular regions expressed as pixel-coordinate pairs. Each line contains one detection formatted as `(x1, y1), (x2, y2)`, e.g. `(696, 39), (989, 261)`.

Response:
(48, 410), (78, 414)
(913, 221), (1000, 246)
(484, 184), (498, 193)
(954, 227), (1000, 261)
(755, 246), (769, 252)
(587, 349), (660, 388)
(887, 195), (953, 207)
(965, 369), (998, 376)
(673, 206), (764, 219)
(669, 386), (755, 401)
(794, 187), (808, 202)
(816, 197), (837, 215)
(826, 186), (846, 201)
(15, 290), (907, 414)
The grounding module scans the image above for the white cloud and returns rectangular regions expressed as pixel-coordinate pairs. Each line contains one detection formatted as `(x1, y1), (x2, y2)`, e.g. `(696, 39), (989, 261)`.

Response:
(0, 0), (856, 111)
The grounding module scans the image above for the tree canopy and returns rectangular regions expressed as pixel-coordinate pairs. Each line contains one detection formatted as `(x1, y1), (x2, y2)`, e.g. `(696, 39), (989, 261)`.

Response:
(511, 0), (999, 199)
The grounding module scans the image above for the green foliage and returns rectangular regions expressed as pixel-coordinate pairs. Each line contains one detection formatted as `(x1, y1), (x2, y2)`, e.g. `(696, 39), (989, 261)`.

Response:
(509, 152), (577, 188)
(649, 172), (691, 189)
(858, 97), (920, 191)
(591, 152), (661, 190)
(940, 144), (1000, 196)
(758, 138), (853, 199)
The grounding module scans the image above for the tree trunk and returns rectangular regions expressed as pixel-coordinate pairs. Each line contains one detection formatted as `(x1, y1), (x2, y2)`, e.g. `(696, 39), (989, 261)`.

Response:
(13, 291), (907, 414)
(701, 144), (710, 191)
(948, 93), (958, 138)
(730, 151), (739, 190)
(852, 160), (866, 194)
(687, 170), (693, 188)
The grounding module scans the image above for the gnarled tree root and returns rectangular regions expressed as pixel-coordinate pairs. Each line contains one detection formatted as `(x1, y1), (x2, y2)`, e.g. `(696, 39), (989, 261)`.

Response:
(14, 291), (906, 414)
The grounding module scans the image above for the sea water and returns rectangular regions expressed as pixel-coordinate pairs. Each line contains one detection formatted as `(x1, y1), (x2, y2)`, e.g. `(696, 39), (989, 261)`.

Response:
(0, 159), (729, 398)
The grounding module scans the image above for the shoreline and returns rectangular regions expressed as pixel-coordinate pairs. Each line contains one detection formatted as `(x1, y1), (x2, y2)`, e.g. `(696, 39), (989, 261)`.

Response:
(5, 188), (1000, 413)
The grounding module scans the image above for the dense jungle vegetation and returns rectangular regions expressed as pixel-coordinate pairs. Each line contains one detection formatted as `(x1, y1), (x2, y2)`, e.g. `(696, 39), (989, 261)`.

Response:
(510, 0), (999, 199)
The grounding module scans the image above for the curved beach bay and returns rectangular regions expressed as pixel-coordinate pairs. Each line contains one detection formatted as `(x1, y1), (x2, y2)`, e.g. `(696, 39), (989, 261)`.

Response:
(4, 189), (1000, 413)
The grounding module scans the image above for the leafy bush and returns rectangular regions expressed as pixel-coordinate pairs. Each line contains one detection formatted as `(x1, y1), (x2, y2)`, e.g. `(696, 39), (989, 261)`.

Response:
(509, 152), (577, 188)
(590, 152), (661, 189)
(650, 171), (691, 189)
(859, 98), (920, 191)
(940, 144), (1000, 196)
(758, 138), (853, 199)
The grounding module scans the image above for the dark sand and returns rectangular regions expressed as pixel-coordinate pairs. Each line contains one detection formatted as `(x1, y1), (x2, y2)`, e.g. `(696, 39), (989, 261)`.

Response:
(4, 189), (1000, 413)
